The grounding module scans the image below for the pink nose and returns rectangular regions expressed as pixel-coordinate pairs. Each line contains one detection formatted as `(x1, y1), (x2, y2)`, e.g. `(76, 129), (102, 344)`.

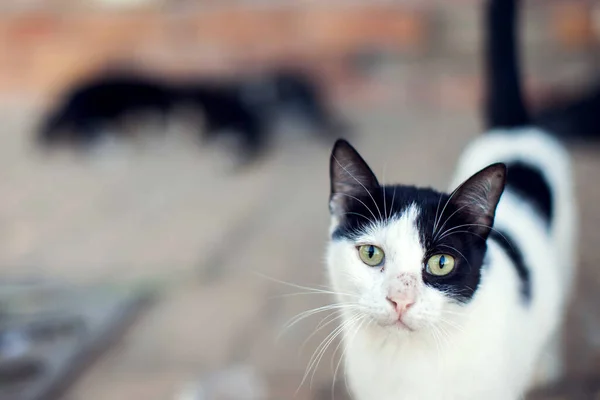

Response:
(387, 297), (414, 315)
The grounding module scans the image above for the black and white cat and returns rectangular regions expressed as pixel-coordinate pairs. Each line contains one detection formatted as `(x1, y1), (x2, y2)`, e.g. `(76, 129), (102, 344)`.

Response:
(325, 0), (577, 398)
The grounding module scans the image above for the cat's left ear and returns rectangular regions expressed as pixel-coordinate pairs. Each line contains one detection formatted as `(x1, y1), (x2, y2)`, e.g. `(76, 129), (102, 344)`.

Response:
(449, 163), (506, 239)
(329, 139), (380, 218)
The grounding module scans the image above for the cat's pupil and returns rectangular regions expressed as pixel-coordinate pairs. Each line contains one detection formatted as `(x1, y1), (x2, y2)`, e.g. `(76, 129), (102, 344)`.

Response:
(368, 246), (375, 258)
(439, 255), (446, 268)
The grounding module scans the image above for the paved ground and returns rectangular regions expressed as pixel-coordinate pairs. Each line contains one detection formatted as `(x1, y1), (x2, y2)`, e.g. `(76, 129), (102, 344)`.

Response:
(0, 91), (599, 399)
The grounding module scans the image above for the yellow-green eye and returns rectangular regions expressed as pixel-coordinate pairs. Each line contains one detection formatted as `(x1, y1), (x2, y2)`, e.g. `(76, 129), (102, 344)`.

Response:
(358, 245), (385, 266)
(426, 254), (456, 276)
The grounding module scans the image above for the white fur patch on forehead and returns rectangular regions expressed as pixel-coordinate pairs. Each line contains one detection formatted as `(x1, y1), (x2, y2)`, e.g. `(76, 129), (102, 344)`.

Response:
(354, 204), (425, 275)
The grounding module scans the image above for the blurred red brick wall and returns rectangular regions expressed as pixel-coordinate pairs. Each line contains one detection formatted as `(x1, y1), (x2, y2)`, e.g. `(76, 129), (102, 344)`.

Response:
(0, 0), (598, 105)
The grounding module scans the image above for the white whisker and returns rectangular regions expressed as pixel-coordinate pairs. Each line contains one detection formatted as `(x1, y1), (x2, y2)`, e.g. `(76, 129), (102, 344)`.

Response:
(332, 316), (368, 399)
(389, 185), (397, 223)
(432, 193), (445, 236)
(341, 211), (377, 226)
(433, 203), (472, 242)
(333, 155), (383, 221)
(298, 315), (359, 393)
(270, 290), (359, 300)
(436, 230), (487, 242)
(381, 164), (388, 222)
(300, 311), (348, 353)
(335, 193), (379, 223)
(254, 272), (358, 298)
(433, 186), (462, 238)
(279, 303), (360, 340)
(436, 244), (472, 270)
(438, 223), (511, 245)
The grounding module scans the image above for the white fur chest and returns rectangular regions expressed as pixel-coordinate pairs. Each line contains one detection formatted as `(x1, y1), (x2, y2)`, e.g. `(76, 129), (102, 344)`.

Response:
(344, 320), (525, 400)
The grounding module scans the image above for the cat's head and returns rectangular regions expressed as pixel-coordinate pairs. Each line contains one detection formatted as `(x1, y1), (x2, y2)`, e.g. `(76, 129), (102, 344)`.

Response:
(327, 140), (506, 334)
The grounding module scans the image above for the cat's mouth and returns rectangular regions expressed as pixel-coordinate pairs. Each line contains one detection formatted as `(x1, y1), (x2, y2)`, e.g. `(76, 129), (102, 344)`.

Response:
(377, 314), (416, 332)
(395, 318), (415, 332)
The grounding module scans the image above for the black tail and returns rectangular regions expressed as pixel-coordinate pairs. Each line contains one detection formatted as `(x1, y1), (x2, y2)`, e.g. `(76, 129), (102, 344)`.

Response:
(486, 0), (600, 141)
(484, 0), (531, 129)
(485, 0), (555, 228)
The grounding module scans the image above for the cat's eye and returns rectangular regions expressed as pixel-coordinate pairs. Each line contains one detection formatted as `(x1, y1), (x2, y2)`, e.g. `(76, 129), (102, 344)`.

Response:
(357, 245), (385, 267)
(426, 254), (456, 276)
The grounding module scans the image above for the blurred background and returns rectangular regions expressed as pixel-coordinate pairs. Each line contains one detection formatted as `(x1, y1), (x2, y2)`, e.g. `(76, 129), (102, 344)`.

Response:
(0, 0), (599, 399)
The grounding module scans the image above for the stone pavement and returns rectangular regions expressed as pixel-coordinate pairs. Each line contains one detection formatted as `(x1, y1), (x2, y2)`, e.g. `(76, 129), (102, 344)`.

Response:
(0, 98), (598, 400)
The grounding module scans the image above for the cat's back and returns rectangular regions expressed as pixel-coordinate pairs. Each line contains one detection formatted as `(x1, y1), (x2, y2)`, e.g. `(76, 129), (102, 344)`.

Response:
(63, 75), (173, 114)
(451, 127), (576, 333)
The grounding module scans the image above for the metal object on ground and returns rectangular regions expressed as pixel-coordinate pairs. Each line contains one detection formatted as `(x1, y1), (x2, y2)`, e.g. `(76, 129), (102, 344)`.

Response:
(0, 280), (152, 400)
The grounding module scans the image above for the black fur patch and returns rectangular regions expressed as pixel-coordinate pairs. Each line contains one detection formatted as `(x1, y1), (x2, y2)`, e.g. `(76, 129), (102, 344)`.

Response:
(490, 229), (531, 303)
(505, 162), (553, 223)
(331, 185), (489, 303)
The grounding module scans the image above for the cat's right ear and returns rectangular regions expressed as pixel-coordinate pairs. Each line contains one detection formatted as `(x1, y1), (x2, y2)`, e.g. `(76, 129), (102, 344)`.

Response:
(329, 139), (380, 218)
(449, 163), (506, 239)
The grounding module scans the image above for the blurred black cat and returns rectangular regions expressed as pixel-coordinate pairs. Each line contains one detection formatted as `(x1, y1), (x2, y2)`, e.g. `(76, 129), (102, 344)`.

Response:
(38, 69), (348, 163)
(534, 83), (600, 143)
(243, 70), (348, 137)
(39, 74), (175, 147)
(175, 80), (267, 164)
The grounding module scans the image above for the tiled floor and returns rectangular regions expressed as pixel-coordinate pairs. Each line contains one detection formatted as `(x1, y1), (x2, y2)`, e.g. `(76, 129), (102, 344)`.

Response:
(0, 94), (599, 399)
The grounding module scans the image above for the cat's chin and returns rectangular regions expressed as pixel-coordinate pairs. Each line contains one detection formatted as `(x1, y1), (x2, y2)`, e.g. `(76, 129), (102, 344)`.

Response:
(373, 316), (418, 334)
